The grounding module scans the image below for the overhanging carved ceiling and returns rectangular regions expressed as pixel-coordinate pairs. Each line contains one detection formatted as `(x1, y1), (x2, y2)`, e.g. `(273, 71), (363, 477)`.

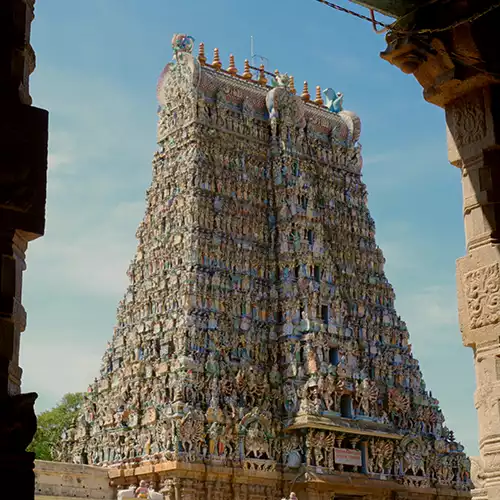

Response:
(349, 0), (430, 18)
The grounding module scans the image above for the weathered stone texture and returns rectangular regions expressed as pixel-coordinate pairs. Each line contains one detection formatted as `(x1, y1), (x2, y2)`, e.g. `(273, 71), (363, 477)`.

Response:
(34, 460), (114, 499)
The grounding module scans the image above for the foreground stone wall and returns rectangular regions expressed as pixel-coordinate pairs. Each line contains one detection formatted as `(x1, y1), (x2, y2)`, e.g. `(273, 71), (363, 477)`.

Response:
(35, 460), (114, 500)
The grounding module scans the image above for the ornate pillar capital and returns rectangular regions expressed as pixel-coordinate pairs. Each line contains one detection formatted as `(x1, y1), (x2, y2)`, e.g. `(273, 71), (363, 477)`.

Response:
(380, 2), (500, 109)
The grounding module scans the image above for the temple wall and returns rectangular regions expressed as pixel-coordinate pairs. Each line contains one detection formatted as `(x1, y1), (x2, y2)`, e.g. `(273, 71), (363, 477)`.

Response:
(35, 460), (115, 500)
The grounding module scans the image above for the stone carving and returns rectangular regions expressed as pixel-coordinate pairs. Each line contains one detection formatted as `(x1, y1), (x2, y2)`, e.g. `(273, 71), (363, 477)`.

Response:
(464, 263), (500, 329)
(61, 35), (471, 498)
(470, 456), (486, 489)
(266, 85), (304, 131)
(368, 438), (394, 474)
(447, 89), (487, 147)
(399, 436), (426, 477)
(178, 410), (205, 459)
(355, 378), (378, 416)
(148, 488), (163, 500)
(116, 482), (163, 500)
(136, 480), (149, 498)
(272, 72), (291, 88)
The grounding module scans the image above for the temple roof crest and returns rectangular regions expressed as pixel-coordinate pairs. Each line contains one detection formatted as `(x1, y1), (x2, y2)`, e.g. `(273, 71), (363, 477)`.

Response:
(171, 33), (195, 57)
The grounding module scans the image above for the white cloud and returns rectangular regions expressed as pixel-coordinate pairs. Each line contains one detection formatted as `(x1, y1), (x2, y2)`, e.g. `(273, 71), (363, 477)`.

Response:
(21, 337), (103, 413)
(48, 151), (74, 171)
(407, 285), (458, 329)
(27, 200), (144, 298)
(362, 152), (396, 167)
(32, 65), (156, 171)
(47, 130), (78, 172)
(24, 65), (151, 298)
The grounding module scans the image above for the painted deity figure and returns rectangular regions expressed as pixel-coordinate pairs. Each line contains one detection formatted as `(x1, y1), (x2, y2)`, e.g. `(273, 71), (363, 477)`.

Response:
(283, 313), (294, 337)
(208, 313), (217, 330)
(306, 344), (318, 375)
(404, 441), (426, 476)
(300, 311), (310, 333)
(280, 232), (289, 253)
(135, 480), (149, 499)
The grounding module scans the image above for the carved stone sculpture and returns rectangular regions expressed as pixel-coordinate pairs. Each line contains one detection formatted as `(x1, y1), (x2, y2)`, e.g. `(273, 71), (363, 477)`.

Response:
(64, 34), (471, 500)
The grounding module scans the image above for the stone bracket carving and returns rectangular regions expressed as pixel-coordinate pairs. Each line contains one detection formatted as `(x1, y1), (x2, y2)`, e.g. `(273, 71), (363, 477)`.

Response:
(464, 263), (500, 330)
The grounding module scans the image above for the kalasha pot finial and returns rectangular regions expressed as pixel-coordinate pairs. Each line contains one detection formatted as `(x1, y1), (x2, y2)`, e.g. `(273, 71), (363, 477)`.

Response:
(242, 59), (252, 80)
(227, 54), (238, 76)
(212, 48), (222, 70)
(198, 42), (206, 65)
(301, 81), (310, 102)
(314, 85), (324, 106)
(258, 64), (268, 86)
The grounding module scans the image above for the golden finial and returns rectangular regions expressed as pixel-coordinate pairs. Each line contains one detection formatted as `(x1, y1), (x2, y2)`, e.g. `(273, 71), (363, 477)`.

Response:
(258, 64), (267, 86)
(242, 59), (252, 80)
(198, 43), (206, 66)
(290, 76), (296, 94)
(301, 81), (310, 102)
(212, 48), (222, 70)
(314, 85), (324, 106)
(227, 54), (238, 76)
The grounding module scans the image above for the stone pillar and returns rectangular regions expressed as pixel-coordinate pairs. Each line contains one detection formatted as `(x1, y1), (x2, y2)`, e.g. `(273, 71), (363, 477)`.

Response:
(449, 85), (500, 500)
(0, 0), (48, 496)
(378, 4), (500, 499)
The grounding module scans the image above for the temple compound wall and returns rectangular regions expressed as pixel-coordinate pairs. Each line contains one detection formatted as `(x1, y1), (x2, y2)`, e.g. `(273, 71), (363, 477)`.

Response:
(34, 460), (114, 500)
(57, 35), (472, 500)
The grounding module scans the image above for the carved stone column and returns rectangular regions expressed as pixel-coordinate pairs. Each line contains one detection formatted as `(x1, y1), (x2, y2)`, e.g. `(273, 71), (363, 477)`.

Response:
(452, 85), (500, 500)
(0, 0), (48, 496)
(379, 4), (500, 500)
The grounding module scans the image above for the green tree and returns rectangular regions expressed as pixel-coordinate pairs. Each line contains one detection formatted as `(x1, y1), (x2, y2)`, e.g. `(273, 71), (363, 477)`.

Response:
(28, 392), (84, 461)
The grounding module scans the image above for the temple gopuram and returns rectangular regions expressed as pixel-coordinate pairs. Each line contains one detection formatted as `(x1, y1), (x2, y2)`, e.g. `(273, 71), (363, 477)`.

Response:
(59, 34), (472, 500)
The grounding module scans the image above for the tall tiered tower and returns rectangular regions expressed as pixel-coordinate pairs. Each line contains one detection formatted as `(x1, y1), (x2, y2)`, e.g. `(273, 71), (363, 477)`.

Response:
(61, 35), (472, 500)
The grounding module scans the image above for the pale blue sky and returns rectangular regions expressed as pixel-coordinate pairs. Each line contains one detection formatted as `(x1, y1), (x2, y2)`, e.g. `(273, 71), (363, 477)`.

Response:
(21, 0), (477, 454)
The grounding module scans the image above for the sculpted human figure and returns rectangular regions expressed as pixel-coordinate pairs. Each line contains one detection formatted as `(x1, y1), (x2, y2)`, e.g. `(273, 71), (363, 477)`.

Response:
(300, 310), (310, 332)
(404, 441), (426, 476)
(356, 378), (378, 416)
(135, 480), (149, 499)
(306, 344), (318, 375)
